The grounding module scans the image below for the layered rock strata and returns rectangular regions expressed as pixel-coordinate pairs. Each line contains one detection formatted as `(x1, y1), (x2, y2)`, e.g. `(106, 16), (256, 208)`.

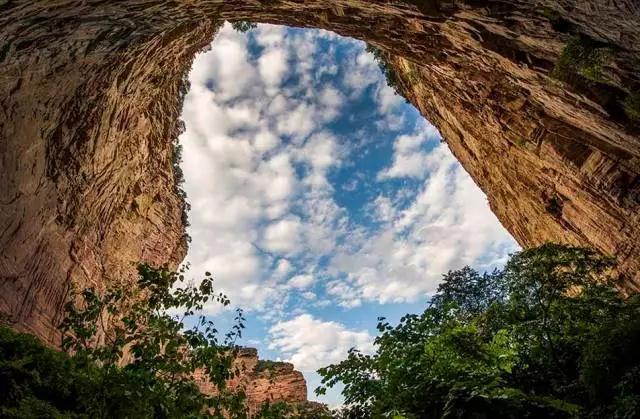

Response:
(193, 348), (309, 416)
(1, 0), (638, 346)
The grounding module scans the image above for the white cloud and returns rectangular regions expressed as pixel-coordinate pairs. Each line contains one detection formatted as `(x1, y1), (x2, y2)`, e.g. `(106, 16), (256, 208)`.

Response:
(343, 49), (379, 97)
(289, 274), (314, 289)
(263, 217), (302, 254)
(179, 21), (517, 321)
(276, 102), (316, 139)
(373, 195), (395, 223)
(376, 82), (403, 114)
(296, 132), (339, 173)
(378, 124), (441, 179)
(273, 258), (292, 278)
(256, 153), (297, 204)
(253, 129), (280, 152)
(326, 141), (518, 306)
(189, 25), (257, 101)
(259, 47), (288, 88)
(268, 314), (375, 372)
(255, 24), (285, 48)
(178, 24), (356, 313)
(318, 86), (345, 121)
(301, 291), (317, 300)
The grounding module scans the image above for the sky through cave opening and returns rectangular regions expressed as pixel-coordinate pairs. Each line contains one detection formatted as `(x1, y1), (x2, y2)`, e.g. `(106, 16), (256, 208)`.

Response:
(176, 22), (519, 405)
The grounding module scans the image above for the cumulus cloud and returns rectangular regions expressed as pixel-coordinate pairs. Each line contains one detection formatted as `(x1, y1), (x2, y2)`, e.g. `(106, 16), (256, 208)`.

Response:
(289, 274), (314, 289)
(268, 314), (375, 372)
(179, 24), (296, 312)
(179, 22), (517, 318)
(179, 23), (352, 312)
(253, 129), (280, 152)
(189, 29), (257, 101)
(376, 82), (403, 114)
(327, 141), (518, 306)
(343, 49), (379, 97)
(378, 124), (441, 179)
(259, 48), (288, 88)
(263, 217), (302, 254)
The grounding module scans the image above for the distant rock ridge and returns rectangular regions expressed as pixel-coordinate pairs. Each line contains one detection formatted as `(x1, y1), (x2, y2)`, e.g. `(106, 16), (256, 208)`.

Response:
(193, 347), (313, 416)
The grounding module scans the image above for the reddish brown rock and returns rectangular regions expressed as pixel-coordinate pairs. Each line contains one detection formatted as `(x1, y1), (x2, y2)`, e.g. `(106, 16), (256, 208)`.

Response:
(193, 348), (308, 416)
(0, 0), (638, 349)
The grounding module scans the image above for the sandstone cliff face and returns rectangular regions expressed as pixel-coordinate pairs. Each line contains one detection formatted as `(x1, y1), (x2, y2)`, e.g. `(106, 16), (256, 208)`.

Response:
(193, 348), (308, 416)
(0, 0), (638, 356)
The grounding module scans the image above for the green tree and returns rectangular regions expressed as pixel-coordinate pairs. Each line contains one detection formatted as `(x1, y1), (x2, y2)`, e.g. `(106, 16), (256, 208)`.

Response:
(171, 140), (192, 244)
(365, 44), (404, 98)
(317, 244), (640, 418)
(231, 21), (258, 33)
(1, 264), (249, 418)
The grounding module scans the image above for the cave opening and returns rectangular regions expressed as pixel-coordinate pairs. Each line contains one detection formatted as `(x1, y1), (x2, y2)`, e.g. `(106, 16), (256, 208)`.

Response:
(175, 22), (518, 405)
(1, 2), (639, 410)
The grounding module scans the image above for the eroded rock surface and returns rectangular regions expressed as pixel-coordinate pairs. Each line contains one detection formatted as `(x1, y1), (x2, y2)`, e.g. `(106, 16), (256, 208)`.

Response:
(195, 348), (325, 417)
(0, 0), (638, 355)
(194, 348), (309, 415)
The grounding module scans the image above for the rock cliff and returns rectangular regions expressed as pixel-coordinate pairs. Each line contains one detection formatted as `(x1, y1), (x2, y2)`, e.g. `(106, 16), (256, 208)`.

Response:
(194, 348), (309, 416)
(0, 0), (638, 375)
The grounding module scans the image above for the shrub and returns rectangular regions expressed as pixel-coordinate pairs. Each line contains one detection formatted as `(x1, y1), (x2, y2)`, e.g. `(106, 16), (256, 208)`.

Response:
(552, 35), (612, 84)
(255, 360), (288, 373)
(255, 401), (334, 419)
(1, 265), (249, 418)
(317, 244), (640, 418)
(365, 44), (404, 97)
(231, 21), (257, 33)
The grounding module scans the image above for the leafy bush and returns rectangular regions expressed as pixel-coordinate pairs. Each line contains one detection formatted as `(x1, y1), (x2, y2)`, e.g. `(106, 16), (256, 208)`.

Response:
(1, 265), (250, 418)
(552, 35), (612, 84)
(255, 360), (288, 373)
(255, 401), (333, 419)
(172, 140), (192, 244)
(317, 244), (640, 418)
(231, 21), (258, 33)
(365, 44), (404, 98)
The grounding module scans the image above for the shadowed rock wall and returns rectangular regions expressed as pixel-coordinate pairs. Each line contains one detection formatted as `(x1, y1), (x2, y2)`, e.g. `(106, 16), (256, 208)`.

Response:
(1, 0), (639, 346)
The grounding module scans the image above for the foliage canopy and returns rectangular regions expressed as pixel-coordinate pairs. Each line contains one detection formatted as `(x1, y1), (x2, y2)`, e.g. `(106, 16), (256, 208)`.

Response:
(231, 21), (258, 33)
(552, 35), (612, 84)
(317, 244), (640, 418)
(2, 244), (639, 418)
(1, 264), (248, 418)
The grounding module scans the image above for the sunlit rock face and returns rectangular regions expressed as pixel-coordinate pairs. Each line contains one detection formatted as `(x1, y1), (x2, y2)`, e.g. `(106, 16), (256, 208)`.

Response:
(194, 348), (309, 415)
(1, 0), (639, 347)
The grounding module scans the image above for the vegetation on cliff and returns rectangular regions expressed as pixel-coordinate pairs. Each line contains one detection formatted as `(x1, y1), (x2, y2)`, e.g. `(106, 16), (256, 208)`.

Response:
(552, 35), (611, 85)
(365, 44), (403, 97)
(171, 140), (192, 244)
(2, 245), (639, 418)
(255, 360), (289, 373)
(317, 244), (640, 418)
(1, 265), (249, 418)
(254, 401), (333, 419)
(231, 21), (258, 33)
(550, 31), (640, 125)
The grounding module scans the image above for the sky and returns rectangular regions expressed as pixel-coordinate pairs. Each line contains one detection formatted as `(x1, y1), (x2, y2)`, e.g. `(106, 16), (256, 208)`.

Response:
(177, 23), (519, 406)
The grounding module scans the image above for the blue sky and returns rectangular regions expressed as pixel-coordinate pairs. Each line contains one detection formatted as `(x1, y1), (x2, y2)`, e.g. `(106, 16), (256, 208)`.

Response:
(177, 23), (518, 406)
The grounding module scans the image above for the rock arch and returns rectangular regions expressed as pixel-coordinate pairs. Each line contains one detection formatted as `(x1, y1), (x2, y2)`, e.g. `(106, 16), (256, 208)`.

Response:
(1, 0), (639, 343)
